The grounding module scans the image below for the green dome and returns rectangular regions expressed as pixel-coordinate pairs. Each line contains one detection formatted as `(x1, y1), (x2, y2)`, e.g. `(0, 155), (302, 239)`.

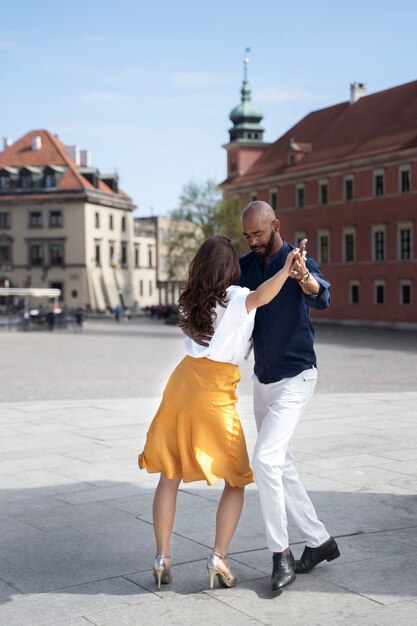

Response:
(229, 81), (264, 124)
(228, 75), (265, 142)
(230, 100), (264, 124)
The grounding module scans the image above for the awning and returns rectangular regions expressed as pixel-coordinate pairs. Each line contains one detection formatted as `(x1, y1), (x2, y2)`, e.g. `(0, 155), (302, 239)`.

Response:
(0, 288), (61, 298)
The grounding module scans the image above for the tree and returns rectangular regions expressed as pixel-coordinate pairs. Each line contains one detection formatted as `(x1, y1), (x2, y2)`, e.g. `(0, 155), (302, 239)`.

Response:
(163, 218), (203, 282)
(171, 179), (222, 239)
(215, 194), (244, 252)
(166, 179), (244, 266)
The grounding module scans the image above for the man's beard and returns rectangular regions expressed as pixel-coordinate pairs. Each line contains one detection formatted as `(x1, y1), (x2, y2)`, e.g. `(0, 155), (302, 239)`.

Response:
(251, 230), (276, 258)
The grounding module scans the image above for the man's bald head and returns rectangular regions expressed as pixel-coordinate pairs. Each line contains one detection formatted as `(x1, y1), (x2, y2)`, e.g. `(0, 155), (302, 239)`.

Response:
(241, 201), (283, 259)
(241, 201), (276, 223)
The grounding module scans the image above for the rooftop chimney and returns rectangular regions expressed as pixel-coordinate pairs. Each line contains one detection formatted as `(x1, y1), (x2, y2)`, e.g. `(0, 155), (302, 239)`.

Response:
(3, 137), (12, 150)
(66, 145), (80, 166)
(80, 149), (91, 167)
(32, 135), (42, 151)
(350, 82), (367, 104)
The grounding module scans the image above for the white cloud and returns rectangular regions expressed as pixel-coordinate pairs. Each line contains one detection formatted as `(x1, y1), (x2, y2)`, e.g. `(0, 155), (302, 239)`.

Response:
(79, 91), (131, 108)
(0, 40), (21, 51)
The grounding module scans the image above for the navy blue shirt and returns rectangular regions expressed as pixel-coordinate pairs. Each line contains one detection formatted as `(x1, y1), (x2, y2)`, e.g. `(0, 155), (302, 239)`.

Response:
(239, 241), (330, 384)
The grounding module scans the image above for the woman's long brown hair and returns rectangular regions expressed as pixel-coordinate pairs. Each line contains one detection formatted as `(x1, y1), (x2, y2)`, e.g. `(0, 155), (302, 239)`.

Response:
(178, 235), (241, 336)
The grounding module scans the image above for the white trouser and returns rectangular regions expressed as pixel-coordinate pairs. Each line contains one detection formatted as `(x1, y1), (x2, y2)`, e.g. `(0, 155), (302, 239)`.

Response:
(252, 368), (330, 553)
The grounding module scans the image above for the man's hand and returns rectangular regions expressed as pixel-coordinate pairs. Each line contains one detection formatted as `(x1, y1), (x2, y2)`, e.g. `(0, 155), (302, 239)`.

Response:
(181, 324), (212, 347)
(290, 238), (308, 281)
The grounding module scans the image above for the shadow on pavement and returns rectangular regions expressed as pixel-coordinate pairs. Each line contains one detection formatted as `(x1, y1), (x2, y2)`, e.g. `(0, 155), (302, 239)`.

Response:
(1, 480), (417, 607)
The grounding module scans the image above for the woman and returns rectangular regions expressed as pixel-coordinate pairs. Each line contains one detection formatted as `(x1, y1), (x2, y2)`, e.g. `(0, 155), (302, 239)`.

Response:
(139, 235), (297, 590)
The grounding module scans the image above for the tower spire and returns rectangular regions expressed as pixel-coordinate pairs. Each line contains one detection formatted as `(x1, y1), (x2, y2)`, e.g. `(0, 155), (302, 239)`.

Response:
(228, 49), (265, 143)
(243, 47), (250, 82)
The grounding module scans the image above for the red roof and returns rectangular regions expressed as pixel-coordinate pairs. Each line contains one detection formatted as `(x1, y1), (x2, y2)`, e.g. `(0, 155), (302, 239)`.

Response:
(231, 80), (417, 183)
(0, 129), (132, 201)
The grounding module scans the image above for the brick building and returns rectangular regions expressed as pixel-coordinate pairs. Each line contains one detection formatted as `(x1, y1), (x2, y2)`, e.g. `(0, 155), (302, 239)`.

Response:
(222, 72), (417, 326)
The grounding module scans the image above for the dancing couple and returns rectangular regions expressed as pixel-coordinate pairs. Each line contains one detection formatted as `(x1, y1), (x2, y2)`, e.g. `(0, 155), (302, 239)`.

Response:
(139, 201), (339, 592)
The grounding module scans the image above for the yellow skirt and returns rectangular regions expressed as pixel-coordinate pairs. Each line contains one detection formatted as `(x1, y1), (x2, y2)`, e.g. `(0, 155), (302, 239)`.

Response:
(138, 355), (254, 487)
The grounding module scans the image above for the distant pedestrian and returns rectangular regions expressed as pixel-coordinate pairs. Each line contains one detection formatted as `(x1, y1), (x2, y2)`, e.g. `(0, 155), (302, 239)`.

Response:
(114, 305), (121, 322)
(74, 307), (85, 331)
(46, 309), (55, 332)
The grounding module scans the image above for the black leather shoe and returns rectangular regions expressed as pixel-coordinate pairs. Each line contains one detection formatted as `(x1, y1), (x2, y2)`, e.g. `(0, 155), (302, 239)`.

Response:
(295, 537), (340, 573)
(271, 551), (296, 592)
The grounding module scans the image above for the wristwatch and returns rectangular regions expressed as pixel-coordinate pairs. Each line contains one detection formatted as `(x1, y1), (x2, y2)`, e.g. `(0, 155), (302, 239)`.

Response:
(298, 270), (310, 285)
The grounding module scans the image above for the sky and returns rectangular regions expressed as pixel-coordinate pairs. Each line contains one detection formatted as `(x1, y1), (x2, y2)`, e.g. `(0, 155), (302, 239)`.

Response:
(1, 0), (416, 216)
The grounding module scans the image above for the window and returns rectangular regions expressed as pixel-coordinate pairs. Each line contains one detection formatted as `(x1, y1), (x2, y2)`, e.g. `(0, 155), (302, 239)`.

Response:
(349, 281), (360, 304)
(0, 175), (10, 190)
(29, 211), (43, 228)
(374, 171), (384, 197)
(398, 224), (412, 260)
(134, 245), (139, 267)
(121, 216), (126, 232)
(95, 212), (100, 228)
(400, 167), (411, 193)
(109, 214), (114, 230)
(343, 228), (356, 262)
(344, 176), (354, 201)
(149, 280), (153, 296)
(139, 280), (143, 296)
(319, 181), (328, 205)
(29, 244), (43, 266)
(50, 281), (64, 301)
(49, 210), (63, 227)
(374, 280), (385, 305)
(109, 243), (115, 266)
(44, 173), (55, 188)
(0, 212), (10, 228)
(50, 243), (64, 266)
(95, 243), (101, 266)
(148, 246), (153, 267)
(317, 230), (330, 264)
(296, 185), (305, 208)
(20, 172), (32, 189)
(372, 225), (386, 261)
(400, 281), (412, 306)
(0, 245), (11, 264)
(121, 242), (127, 266)
(269, 189), (278, 211)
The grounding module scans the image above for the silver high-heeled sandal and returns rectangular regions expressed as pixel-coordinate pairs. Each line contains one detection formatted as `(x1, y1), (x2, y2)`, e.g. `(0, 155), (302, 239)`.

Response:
(207, 552), (237, 589)
(153, 554), (173, 589)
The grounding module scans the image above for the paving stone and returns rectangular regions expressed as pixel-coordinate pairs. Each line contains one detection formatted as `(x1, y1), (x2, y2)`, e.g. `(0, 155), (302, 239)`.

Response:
(6, 498), (137, 533)
(0, 576), (147, 626)
(0, 513), (45, 542)
(309, 601), (417, 626)
(314, 548), (417, 604)
(0, 516), (206, 593)
(204, 573), (376, 626)
(84, 592), (260, 626)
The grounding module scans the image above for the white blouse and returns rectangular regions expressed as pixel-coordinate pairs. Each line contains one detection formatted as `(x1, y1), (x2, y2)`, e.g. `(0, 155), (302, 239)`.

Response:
(184, 285), (256, 366)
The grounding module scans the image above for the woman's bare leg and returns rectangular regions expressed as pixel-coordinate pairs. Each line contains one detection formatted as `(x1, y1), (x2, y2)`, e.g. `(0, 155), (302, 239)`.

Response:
(153, 474), (182, 558)
(213, 482), (244, 573)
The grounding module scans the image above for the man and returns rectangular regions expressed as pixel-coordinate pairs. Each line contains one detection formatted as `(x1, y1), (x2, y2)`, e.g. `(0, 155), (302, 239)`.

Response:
(240, 201), (339, 593)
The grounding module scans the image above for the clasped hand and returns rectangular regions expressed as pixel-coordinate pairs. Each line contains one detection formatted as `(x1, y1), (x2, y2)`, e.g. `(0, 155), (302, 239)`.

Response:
(289, 238), (308, 281)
